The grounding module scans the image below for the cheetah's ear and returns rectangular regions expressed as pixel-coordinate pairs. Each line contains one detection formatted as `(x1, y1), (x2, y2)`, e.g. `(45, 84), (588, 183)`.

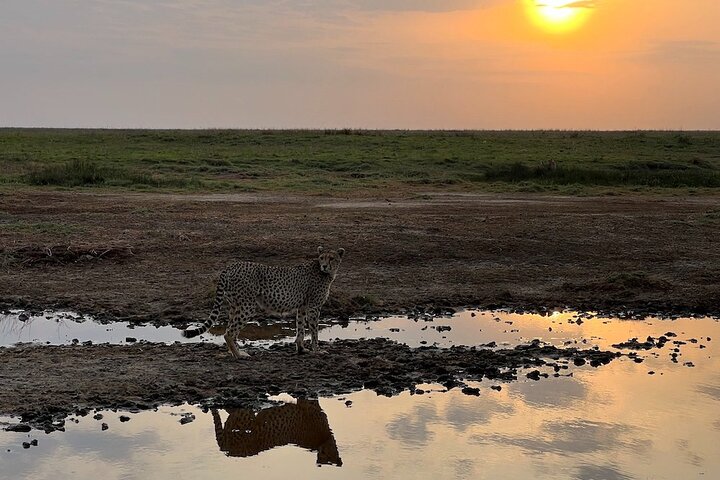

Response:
(317, 246), (324, 255)
(337, 248), (345, 258)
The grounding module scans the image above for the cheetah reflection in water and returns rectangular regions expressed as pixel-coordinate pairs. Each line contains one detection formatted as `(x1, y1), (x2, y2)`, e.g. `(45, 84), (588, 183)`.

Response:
(212, 399), (342, 466)
(182, 246), (344, 359)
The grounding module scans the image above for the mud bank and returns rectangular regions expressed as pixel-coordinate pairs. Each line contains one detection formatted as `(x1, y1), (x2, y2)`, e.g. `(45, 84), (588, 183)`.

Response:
(2, 192), (720, 321)
(0, 339), (619, 432)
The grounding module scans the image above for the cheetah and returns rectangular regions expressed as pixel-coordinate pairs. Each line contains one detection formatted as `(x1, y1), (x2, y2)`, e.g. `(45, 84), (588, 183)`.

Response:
(182, 246), (344, 359)
(212, 399), (342, 466)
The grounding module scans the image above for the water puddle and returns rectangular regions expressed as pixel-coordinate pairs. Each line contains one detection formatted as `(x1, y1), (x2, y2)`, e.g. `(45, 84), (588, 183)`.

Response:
(1, 310), (718, 479)
(2, 309), (715, 353)
(0, 310), (296, 347)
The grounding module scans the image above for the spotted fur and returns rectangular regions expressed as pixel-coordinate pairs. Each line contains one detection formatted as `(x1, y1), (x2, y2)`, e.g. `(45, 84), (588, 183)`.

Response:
(211, 399), (342, 466)
(182, 246), (344, 359)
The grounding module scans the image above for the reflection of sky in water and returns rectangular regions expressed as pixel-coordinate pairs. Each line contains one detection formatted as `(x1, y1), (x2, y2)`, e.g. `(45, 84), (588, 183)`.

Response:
(0, 313), (718, 479)
(3, 309), (718, 353)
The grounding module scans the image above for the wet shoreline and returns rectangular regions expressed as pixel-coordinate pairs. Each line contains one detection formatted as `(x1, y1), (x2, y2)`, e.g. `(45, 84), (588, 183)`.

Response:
(0, 339), (620, 433)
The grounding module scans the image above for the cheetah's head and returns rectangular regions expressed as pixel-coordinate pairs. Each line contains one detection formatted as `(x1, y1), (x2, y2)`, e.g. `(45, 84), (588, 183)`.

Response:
(317, 246), (344, 275)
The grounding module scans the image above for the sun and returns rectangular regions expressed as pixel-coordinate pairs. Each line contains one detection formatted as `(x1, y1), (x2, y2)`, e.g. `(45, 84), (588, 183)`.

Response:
(524, 0), (594, 34)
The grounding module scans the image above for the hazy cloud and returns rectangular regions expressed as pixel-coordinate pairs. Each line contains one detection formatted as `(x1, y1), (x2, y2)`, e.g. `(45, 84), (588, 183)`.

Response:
(574, 464), (632, 480)
(635, 41), (720, 64)
(385, 403), (438, 446)
(483, 419), (651, 455)
(536, 1), (596, 9)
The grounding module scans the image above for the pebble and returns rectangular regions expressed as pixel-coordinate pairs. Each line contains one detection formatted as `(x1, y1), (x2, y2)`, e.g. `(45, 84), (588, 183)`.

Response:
(461, 387), (480, 396)
(125, 337), (137, 343)
(5, 424), (31, 433)
(491, 385), (502, 391)
(179, 414), (195, 425)
(345, 400), (353, 407)
(119, 415), (131, 422)
(101, 423), (108, 431)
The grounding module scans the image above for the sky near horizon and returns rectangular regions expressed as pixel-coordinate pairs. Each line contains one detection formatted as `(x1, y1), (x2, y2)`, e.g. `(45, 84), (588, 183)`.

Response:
(1, 0), (719, 129)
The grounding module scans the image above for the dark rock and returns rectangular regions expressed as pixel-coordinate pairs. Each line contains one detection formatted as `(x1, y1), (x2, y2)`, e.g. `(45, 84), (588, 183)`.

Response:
(30, 439), (38, 447)
(491, 385), (502, 391)
(119, 415), (131, 422)
(612, 338), (655, 350)
(648, 371), (655, 375)
(461, 387), (480, 396)
(179, 414), (195, 425)
(573, 357), (586, 366)
(633, 357), (644, 363)
(22, 442), (30, 449)
(18, 313), (29, 322)
(93, 413), (103, 420)
(101, 423), (108, 431)
(125, 337), (137, 343)
(526, 370), (541, 381)
(364, 380), (379, 389)
(345, 400), (352, 407)
(5, 424), (32, 432)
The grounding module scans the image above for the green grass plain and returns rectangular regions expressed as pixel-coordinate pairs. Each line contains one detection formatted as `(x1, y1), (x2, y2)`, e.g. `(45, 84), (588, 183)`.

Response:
(1, 128), (719, 194)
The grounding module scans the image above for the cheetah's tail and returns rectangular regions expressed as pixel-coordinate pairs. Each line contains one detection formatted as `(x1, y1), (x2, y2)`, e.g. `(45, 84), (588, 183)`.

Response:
(181, 279), (225, 338)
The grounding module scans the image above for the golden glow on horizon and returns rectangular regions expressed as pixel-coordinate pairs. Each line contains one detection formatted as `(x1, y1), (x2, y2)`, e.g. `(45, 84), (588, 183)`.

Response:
(524, 0), (594, 33)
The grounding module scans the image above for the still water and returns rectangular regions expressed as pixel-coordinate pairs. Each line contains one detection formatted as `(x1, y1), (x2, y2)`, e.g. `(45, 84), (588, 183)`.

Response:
(1, 310), (718, 479)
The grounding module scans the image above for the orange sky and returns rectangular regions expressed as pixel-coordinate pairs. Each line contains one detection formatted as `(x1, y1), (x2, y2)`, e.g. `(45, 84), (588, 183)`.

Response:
(1, 0), (719, 128)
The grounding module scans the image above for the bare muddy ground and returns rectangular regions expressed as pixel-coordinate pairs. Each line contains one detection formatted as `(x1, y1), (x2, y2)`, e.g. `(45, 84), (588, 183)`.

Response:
(0, 339), (618, 431)
(1, 191), (720, 321)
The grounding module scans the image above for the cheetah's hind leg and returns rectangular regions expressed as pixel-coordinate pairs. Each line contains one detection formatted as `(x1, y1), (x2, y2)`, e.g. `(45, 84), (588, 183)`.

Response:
(224, 333), (250, 359)
(224, 307), (251, 360)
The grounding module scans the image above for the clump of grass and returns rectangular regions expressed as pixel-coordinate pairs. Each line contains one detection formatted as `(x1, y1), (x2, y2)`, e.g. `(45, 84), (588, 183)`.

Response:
(28, 160), (105, 186)
(323, 128), (364, 136)
(484, 161), (720, 188)
(676, 133), (693, 146)
(26, 159), (202, 190)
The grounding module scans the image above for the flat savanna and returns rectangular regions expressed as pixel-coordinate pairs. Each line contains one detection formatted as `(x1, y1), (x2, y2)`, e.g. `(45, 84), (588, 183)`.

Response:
(2, 129), (720, 194)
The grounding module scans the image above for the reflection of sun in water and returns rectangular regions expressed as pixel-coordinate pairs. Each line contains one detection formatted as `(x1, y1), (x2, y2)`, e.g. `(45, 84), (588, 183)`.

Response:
(524, 0), (594, 33)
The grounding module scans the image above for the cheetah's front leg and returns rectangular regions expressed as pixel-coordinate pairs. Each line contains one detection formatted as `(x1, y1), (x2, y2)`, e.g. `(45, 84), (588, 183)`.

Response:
(295, 309), (307, 355)
(308, 308), (325, 353)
